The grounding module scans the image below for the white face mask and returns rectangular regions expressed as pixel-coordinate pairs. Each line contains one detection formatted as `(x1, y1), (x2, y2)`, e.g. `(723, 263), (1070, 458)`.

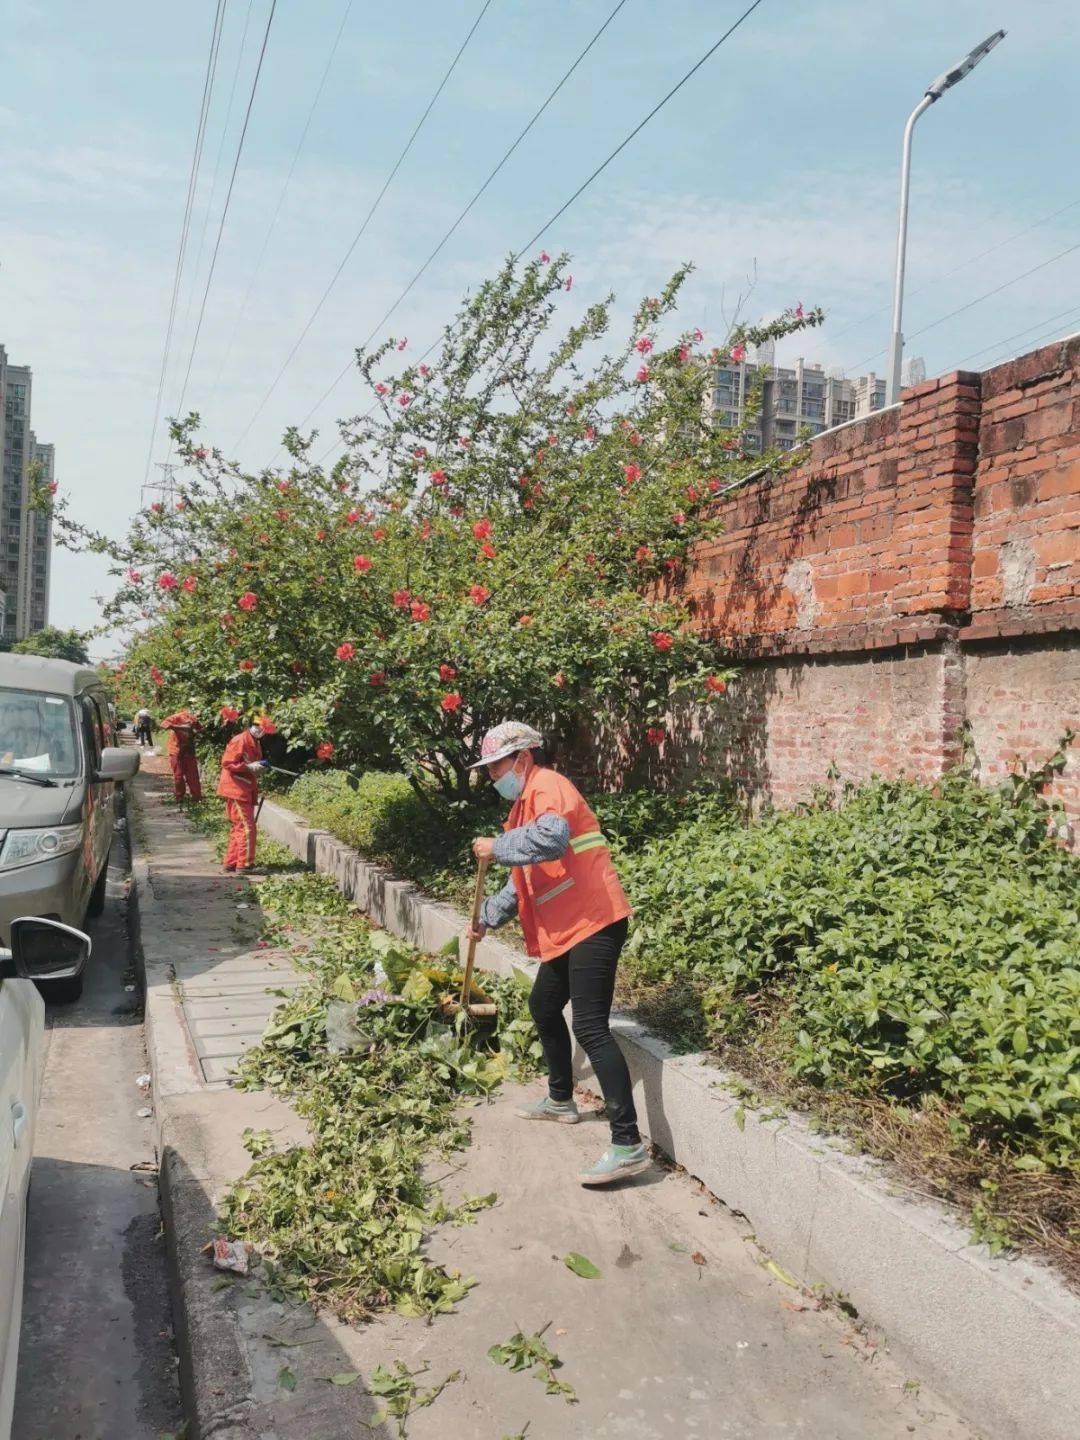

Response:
(493, 754), (526, 802)
(250, 726), (263, 740)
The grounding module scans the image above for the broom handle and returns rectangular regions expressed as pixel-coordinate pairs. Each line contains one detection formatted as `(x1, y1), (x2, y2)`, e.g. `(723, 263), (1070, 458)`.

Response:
(460, 856), (490, 1008)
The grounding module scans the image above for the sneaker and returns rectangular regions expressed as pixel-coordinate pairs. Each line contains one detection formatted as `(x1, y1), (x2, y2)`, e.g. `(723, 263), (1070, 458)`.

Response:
(579, 1143), (651, 1186)
(516, 1095), (580, 1124)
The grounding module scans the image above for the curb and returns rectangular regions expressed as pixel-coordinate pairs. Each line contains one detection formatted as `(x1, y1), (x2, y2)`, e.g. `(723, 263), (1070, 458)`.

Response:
(259, 797), (1080, 1440)
(128, 785), (261, 1440)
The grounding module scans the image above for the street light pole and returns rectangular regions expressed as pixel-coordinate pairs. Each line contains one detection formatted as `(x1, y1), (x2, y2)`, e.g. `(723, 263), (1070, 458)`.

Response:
(886, 30), (1006, 405)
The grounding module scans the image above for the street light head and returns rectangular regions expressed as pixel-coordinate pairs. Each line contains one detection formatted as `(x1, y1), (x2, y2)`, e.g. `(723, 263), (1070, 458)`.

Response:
(925, 29), (1006, 100)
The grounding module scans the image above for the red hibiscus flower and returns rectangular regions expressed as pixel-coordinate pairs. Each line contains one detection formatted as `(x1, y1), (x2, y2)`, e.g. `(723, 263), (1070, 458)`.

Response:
(458, 435), (470, 449)
(730, 342), (746, 363)
(392, 589), (412, 609)
(375, 383), (388, 395)
(794, 302), (804, 319)
(539, 250), (550, 263)
(469, 584), (490, 606)
(686, 485), (700, 502)
(175, 499), (186, 511)
(345, 509), (360, 525)
(419, 519), (431, 540)
(219, 705), (240, 722)
(693, 327), (704, 342)
(480, 541), (496, 560)
(624, 463), (641, 483)
(151, 502), (163, 513)
(194, 447), (208, 461)
(671, 511), (686, 526)
(646, 726), (666, 746)
(372, 527), (387, 541)
(150, 665), (164, 686)
(335, 642), (356, 662)
(353, 555), (372, 575)
(220, 611), (235, 628)
(418, 364), (430, 377)
(678, 345), (690, 363)
(410, 599), (430, 622)
(414, 446), (428, 458)
(651, 631), (675, 652)
(472, 518), (492, 540)
(584, 425), (596, 441)
(629, 431), (641, 446)
(635, 545), (651, 564)
(430, 469), (447, 487)
(564, 275), (573, 291)
(439, 662), (457, 681)
(636, 366), (650, 383)
(440, 692), (462, 712)
(274, 508), (289, 522)
(707, 476), (721, 493)
(635, 337), (653, 354)
(518, 615), (533, 627)
(158, 572), (177, 590)
(239, 659), (255, 672)
(552, 671), (565, 689)
(182, 576), (197, 592)
(705, 675), (727, 696)
(238, 591), (257, 611)
(397, 393), (411, 407)
(316, 741), (335, 760)
(278, 480), (290, 493)
(369, 670), (386, 686)
(126, 568), (142, 584)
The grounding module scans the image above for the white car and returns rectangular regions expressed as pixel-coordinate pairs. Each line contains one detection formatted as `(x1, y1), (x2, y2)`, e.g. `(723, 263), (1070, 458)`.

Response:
(0, 918), (89, 1439)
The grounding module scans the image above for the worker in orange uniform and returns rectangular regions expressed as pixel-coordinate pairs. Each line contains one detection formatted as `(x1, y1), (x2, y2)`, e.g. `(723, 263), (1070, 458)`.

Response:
(160, 703), (203, 802)
(216, 716), (272, 874)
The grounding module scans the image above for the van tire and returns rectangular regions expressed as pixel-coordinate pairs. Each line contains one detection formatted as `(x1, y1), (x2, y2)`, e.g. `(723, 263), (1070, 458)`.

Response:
(45, 973), (84, 1004)
(86, 855), (109, 917)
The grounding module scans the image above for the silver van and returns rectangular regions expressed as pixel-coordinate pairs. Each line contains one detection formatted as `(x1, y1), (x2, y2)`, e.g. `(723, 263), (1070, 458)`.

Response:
(0, 655), (139, 999)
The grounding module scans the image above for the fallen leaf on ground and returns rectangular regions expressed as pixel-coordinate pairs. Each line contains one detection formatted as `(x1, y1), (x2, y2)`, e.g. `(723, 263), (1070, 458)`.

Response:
(324, 1372), (361, 1386)
(277, 1365), (297, 1392)
(764, 1259), (800, 1288)
(563, 1252), (601, 1279)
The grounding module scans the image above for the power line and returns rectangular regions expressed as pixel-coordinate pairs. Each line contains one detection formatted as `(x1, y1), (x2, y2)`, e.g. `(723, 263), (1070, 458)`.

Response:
(173, 0), (279, 426)
(281, 0), (635, 458)
(141, 0), (228, 491)
(212, 0), (356, 395)
(957, 306), (1080, 368)
(842, 235), (1080, 375)
(179, 0), (256, 360)
(514, 0), (768, 256)
(826, 194), (1080, 346)
(230, 0), (495, 453)
(293, 0), (769, 467)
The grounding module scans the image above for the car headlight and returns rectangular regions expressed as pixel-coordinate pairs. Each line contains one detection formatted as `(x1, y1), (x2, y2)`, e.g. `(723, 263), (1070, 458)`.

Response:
(0, 824), (84, 872)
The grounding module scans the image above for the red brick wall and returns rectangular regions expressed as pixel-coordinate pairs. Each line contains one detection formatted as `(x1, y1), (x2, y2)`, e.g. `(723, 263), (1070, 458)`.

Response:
(661, 335), (1080, 833)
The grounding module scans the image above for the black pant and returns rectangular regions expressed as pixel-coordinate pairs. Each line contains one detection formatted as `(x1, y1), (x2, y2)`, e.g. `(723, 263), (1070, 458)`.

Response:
(528, 918), (640, 1147)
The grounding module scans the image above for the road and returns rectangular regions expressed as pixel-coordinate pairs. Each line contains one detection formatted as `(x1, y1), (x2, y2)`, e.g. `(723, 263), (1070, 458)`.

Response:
(12, 811), (183, 1440)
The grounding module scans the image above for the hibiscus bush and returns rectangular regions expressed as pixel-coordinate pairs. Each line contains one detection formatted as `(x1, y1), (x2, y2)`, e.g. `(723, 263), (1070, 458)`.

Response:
(72, 255), (821, 799)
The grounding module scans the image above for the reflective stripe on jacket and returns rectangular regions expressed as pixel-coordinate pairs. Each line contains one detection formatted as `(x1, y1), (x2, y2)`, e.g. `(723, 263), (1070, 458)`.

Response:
(216, 730), (262, 800)
(507, 767), (630, 961)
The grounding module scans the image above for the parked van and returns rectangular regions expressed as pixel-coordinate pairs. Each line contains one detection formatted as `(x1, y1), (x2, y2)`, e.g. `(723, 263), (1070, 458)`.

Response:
(0, 655), (139, 999)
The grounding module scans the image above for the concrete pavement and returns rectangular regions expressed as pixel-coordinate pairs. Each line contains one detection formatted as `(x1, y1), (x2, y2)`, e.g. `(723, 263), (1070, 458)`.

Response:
(13, 809), (183, 1440)
(131, 764), (980, 1440)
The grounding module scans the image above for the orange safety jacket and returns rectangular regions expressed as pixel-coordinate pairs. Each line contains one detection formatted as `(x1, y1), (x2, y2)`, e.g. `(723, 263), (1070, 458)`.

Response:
(506, 767), (631, 961)
(160, 711), (200, 758)
(216, 729), (263, 801)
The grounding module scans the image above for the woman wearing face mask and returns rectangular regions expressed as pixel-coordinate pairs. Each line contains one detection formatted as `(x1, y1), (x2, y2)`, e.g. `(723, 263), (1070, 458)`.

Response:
(216, 714), (273, 874)
(468, 721), (649, 1186)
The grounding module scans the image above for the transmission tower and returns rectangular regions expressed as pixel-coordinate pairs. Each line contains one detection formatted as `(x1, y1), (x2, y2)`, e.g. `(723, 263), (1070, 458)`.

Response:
(141, 461), (181, 513)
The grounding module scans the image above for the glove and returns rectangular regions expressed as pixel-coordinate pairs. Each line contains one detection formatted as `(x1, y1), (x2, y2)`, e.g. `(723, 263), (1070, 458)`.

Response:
(246, 761), (266, 773)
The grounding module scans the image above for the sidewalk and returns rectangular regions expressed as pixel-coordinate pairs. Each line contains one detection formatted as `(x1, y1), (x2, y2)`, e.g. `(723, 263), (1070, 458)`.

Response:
(131, 763), (978, 1440)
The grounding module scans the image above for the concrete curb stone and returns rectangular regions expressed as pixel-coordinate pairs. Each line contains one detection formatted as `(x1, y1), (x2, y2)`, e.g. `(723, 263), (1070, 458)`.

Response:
(258, 796), (1080, 1440)
(129, 804), (262, 1440)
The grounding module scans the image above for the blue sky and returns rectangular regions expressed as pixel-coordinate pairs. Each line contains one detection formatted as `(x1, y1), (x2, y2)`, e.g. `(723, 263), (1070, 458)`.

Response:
(2, 0), (1078, 650)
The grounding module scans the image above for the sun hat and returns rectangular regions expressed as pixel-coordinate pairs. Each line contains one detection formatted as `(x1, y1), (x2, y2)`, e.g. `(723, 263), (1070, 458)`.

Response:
(469, 721), (543, 769)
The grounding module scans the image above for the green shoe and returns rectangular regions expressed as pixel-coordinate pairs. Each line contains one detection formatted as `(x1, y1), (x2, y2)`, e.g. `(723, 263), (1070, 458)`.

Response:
(579, 1143), (650, 1186)
(516, 1095), (580, 1124)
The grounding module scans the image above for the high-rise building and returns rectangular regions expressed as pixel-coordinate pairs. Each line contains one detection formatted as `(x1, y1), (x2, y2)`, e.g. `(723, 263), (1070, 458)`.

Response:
(710, 355), (891, 454)
(0, 344), (54, 641)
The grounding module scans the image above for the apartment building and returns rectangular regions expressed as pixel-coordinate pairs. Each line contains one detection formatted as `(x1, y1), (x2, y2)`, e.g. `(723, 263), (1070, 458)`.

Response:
(0, 344), (54, 640)
(711, 356), (889, 453)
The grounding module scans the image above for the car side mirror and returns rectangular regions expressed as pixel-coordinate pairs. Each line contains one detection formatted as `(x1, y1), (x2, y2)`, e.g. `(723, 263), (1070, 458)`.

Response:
(8, 917), (90, 981)
(97, 746), (140, 782)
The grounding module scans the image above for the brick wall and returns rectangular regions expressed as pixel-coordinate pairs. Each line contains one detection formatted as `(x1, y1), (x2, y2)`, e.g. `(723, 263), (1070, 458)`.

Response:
(656, 335), (1080, 835)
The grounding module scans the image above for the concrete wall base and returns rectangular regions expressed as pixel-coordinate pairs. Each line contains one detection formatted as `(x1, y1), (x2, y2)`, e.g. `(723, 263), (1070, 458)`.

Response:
(259, 797), (1080, 1440)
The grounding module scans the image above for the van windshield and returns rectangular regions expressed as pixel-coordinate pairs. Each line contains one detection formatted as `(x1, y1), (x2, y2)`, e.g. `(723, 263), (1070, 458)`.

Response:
(0, 687), (80, 779)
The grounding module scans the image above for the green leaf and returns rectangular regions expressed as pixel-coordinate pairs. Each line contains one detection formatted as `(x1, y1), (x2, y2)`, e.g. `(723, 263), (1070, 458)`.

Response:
(734, 1104), (746, 1132)
(763, 1259), (800, 1288)
(325, 1372), (361, 1386)
(563, 1251), (601, 1279)
(277, 1365), (297, 1392)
